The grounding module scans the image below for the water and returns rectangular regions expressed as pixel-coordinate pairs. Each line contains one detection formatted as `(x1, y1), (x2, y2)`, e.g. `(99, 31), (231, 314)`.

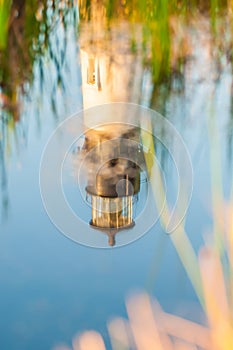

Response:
(0, 1), (233, 349)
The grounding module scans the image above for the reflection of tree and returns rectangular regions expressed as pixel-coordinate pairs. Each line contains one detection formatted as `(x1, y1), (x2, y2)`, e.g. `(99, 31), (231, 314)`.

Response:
(0, 0), (78, 220)
(0, 0), (77, 119)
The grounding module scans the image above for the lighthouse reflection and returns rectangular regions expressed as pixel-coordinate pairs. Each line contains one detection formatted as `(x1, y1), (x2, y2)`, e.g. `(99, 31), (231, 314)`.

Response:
(77, 124), (146, 246)
(76, 5), (148, 246)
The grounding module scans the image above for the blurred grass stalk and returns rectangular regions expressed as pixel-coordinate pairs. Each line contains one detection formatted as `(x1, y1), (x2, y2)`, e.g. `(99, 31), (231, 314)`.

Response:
(141, 107), (233, 345)
(54, 293), (213, 350)
(54, 291), (233, 349)
(199, 247), (233, 349)
(206, 90), (233, 320)
(140, 83), (233, 350)
(140, 123), (204, 306)
(207, 94), (225, 253)
(0, 0), (12, 49)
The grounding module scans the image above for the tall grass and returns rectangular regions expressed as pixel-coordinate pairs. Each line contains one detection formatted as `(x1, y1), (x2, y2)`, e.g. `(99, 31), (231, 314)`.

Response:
(0, 0), (12, 49)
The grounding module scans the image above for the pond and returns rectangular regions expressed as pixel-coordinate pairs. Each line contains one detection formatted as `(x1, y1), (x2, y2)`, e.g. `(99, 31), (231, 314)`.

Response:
(0, 1), (233, 349)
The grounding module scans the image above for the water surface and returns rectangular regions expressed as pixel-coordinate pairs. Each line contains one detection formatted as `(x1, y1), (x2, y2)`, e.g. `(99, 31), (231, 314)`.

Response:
(0, 1), (233, 349)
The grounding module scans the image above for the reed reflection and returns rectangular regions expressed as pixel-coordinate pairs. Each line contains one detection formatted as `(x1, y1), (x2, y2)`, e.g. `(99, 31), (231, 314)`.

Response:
(0, 0), (77, 220)
(0, 0), (77, 119)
